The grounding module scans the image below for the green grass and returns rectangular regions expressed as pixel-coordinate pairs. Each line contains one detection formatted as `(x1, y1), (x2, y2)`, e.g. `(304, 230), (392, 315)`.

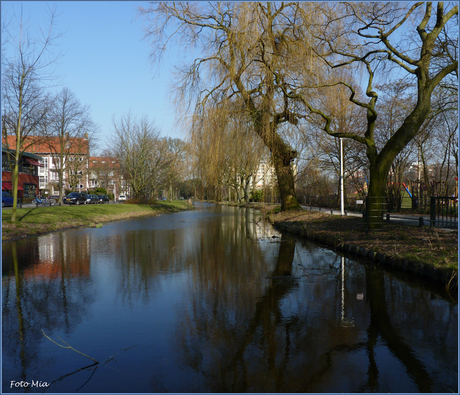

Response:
(2, 201), (192, 241)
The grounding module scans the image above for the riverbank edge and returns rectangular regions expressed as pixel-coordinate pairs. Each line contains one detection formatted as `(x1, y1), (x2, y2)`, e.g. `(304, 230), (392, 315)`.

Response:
(265, 214), (457, 289)
(2, 202), (193, 243)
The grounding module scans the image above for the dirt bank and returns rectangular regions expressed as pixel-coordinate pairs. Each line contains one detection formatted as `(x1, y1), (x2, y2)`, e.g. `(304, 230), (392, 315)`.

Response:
(266, 209), (458, 290)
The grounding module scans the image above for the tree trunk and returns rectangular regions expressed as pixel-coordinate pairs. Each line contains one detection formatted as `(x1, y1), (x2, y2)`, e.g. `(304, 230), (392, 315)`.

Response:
(254, 114), (301, 211)
(11, 161), (20, 222)
(243, 179), (251, 204)
(272, 152), (299, 211)
(367, 162), (388, 230)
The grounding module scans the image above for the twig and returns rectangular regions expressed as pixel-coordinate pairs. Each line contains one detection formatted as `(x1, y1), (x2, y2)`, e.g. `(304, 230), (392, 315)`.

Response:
(41, 331), (138, 392)
(427, 237), (434, 250)
(43, 363), (98, 392)
(446, 270), (457, 291)
(41, 329), (99, 363)
(75, 366), (98, 392)
(434, 230), (443, 249)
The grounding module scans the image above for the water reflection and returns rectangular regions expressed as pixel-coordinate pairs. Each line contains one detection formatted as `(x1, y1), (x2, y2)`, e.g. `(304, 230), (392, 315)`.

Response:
(174, 229), (457, 392)
(2, 204), (457, 393)
(2, 233), (96, 391)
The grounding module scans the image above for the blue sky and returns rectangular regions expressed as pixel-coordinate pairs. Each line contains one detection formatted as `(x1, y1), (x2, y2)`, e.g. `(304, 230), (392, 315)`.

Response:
(2, 1), (184, 153)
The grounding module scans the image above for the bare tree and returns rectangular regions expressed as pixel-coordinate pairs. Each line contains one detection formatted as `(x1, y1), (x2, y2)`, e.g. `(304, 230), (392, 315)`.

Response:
(162, 137), (188, 200)
(1, 5), (61, 221)
(427, 81), (458, 197)
(43, 87), (96, 202)
(109, 113), (171, 200)
(293, 2), (458, 228)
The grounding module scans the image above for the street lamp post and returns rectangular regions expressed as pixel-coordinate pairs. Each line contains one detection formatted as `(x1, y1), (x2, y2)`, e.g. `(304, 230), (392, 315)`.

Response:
(340, 138), (345, 216)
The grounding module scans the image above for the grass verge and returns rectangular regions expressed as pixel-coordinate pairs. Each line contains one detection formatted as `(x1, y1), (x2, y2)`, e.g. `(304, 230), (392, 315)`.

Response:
(2, 201), (192, 242)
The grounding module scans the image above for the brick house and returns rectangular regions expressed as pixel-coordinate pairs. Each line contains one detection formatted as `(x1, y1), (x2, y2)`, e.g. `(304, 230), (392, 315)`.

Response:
(3, 135), (90, 196)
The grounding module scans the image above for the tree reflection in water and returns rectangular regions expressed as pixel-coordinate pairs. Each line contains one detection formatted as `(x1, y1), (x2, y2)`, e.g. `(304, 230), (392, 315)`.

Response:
(2, 233), (96, 390)
(175, 219), (457, 393)
(2, 205), (457, 393)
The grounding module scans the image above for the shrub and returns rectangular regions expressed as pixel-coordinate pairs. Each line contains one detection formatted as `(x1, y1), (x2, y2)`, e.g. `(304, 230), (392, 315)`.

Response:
(94, 187), (108, 195)
(251, 189), (264, 202)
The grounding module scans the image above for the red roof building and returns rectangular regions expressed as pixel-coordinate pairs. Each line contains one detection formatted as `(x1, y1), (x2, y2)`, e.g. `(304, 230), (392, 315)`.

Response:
(3, 135), (89, 197)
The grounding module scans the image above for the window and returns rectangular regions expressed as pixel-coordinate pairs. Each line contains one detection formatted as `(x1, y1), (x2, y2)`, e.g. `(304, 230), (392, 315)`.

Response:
(23, 183), (37, 198)
(2, 158), (11, 171)
(78, 157), (84, 162)
(102, 161), (105, 164)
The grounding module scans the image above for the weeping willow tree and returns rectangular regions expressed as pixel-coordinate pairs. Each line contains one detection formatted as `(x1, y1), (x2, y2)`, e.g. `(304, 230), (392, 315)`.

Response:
(139, 2), (324, 211)
(189, 99), (266, 203)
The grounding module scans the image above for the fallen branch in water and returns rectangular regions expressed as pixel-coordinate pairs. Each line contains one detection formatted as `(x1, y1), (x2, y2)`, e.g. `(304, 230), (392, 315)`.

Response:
(41, 329), (99, 363)
(41, 329), (137, 392)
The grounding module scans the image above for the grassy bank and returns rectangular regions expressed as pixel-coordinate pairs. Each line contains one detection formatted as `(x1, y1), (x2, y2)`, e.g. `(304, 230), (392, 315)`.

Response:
(2, 201), (192, 242)
(265, 209), (458, 274)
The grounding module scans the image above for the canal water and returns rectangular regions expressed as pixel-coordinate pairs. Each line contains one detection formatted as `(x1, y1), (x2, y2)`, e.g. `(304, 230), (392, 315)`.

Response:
(2, 203), (458, 393)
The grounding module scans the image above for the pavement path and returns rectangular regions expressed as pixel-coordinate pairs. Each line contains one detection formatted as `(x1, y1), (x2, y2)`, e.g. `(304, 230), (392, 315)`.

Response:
(252, 202), (457, 230)
(299, 205), (457, 230)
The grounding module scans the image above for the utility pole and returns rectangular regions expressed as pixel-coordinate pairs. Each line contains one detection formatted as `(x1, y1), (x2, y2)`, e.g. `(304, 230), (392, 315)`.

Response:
(340, 138), (345, 215)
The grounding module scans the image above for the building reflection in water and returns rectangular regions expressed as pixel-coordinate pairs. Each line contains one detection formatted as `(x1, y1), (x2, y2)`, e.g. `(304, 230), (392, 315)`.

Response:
(2, 232), (95, 389)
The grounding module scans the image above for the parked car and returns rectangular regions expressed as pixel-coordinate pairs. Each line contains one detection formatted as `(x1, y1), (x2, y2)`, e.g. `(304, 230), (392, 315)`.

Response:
(63, 192), (88, 205)
(2, 191), (21, 208)
(98, 194), (110, 204)
(118, 195), (126, 201)
(86, 194), (100, 204)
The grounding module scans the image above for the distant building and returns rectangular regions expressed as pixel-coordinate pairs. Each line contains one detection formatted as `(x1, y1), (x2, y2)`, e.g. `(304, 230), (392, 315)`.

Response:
(252, 160), (278, 189)
(89, 157), (127, 199)
(250, 160), (297, 189)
